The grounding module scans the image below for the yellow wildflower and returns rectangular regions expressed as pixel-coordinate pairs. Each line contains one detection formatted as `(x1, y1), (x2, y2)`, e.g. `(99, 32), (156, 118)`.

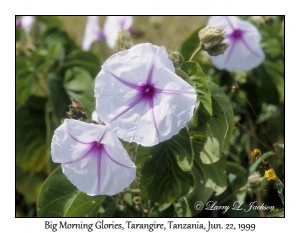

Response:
(251, 148), (261, 159)
(265, 169), (277, 181)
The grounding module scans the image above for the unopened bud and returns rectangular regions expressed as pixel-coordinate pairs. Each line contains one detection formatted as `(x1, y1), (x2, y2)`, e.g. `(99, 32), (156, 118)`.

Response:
(67, 97), (87, 121)
(251, 148), (261, 159)
(116, 28), (133, 51)
(247, 172), (263, 193)
(167, 48), (184, 68)
(198, 25), (229, 56)
(133, 196), (142, 205)
(199, 25), (225, 49)
(206, 43), (229, 56)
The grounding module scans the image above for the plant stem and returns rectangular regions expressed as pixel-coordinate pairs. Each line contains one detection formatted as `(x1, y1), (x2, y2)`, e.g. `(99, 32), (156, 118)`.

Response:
(276, 178), (284, 206)
(256, 191), (266, 217)
(189, 43), (203, 61)
(239, 90), (275, 148)
(249, 151), (274, 173)
(235, 121), (283, 164)
(121, 189), (140, 194)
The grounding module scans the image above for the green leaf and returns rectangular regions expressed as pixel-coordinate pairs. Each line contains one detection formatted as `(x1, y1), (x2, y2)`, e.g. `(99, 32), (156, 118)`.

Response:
(16, 57), (35, 106)
(63, 66), (95, 117)
(173, 197), (192, 217)
(227, 162), (248, 192)
(37, 166), (105, 217)
(175, 68), (194, 87)
(263, 60), (284, 103)
(207, 81), (234, 148)
(48, 43), (65, 61)
(98, 196), (118, 217)
(44, 28), (70, 46)
(16, 166), (45, 203)
(189, 95), (233, 164)
(44, 28), (77, 53)
(64, 50), (100, 78)
(181, 61), (212, 126)
(37, 16), (65, 29)
(116, 206), (143, 217)
(190, 81), (233, 164)
(136, 128), (194, 203)
(148, 203), (174, 217)
(185, 81), (232, 214)
(185, 156), (227, 215)
(180, 27), (202, 60)
(267, 208), (284, 217)
(16, 96), (48, 173)
(47, 72), (71, 122)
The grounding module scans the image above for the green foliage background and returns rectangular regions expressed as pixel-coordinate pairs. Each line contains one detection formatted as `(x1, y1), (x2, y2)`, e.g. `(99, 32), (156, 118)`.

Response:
(16, 16), (284, 217)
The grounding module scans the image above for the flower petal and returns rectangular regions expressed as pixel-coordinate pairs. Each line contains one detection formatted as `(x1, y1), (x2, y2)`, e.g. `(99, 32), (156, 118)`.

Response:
(152, 91), (196, 142)
(210, 37), (265, 71)
(51, 119), (105, 163)
(82, 16), (103, 51)
(109, 98), (160, 146)
(95, 43), (196, 146)
(91, 110), (99, 121)
(52, 119), (136, 196)
(103, 16), (133, 49)
(207, 16), (265, 71)
(20, 16), (35, 34)
(207, 16), (237, 34)
(62, 144), (136, 196)
(100, 43), (161, 84)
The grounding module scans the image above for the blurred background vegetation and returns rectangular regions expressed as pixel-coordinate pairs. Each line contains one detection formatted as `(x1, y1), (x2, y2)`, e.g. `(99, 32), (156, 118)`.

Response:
(16, 16), (284, 217)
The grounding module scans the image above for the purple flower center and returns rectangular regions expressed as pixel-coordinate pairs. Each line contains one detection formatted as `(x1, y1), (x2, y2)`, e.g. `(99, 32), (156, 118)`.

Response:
(230, 29), (243, 40)
(92, 141), (103, 150)
(96, 31), (105, 41)
(145, 85), (154, 95)
(139, 84), (155, 98)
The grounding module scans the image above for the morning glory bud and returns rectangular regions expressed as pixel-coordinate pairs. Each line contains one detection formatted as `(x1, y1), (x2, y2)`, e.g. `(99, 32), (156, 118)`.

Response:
(198, 25), (229, 56)
(66, 97), (87, 122)
(247, 171), (263, 193)
(116, 28), (133, 51)
(198, 25), (226, 49)
(206, 43), (229, 56)
(104, 16), (133, 50)
(167, 48), (184, 68)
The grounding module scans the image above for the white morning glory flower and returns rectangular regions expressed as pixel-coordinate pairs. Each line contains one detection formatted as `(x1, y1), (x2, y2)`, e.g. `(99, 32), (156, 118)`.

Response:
(16, 16), (35, 34)
(51, 119), (136, 196)
(103, 16), (133, 49)
(82, 16), (105, 51)
(207, 16), (265, 71)
(95, 43), (197, 147)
